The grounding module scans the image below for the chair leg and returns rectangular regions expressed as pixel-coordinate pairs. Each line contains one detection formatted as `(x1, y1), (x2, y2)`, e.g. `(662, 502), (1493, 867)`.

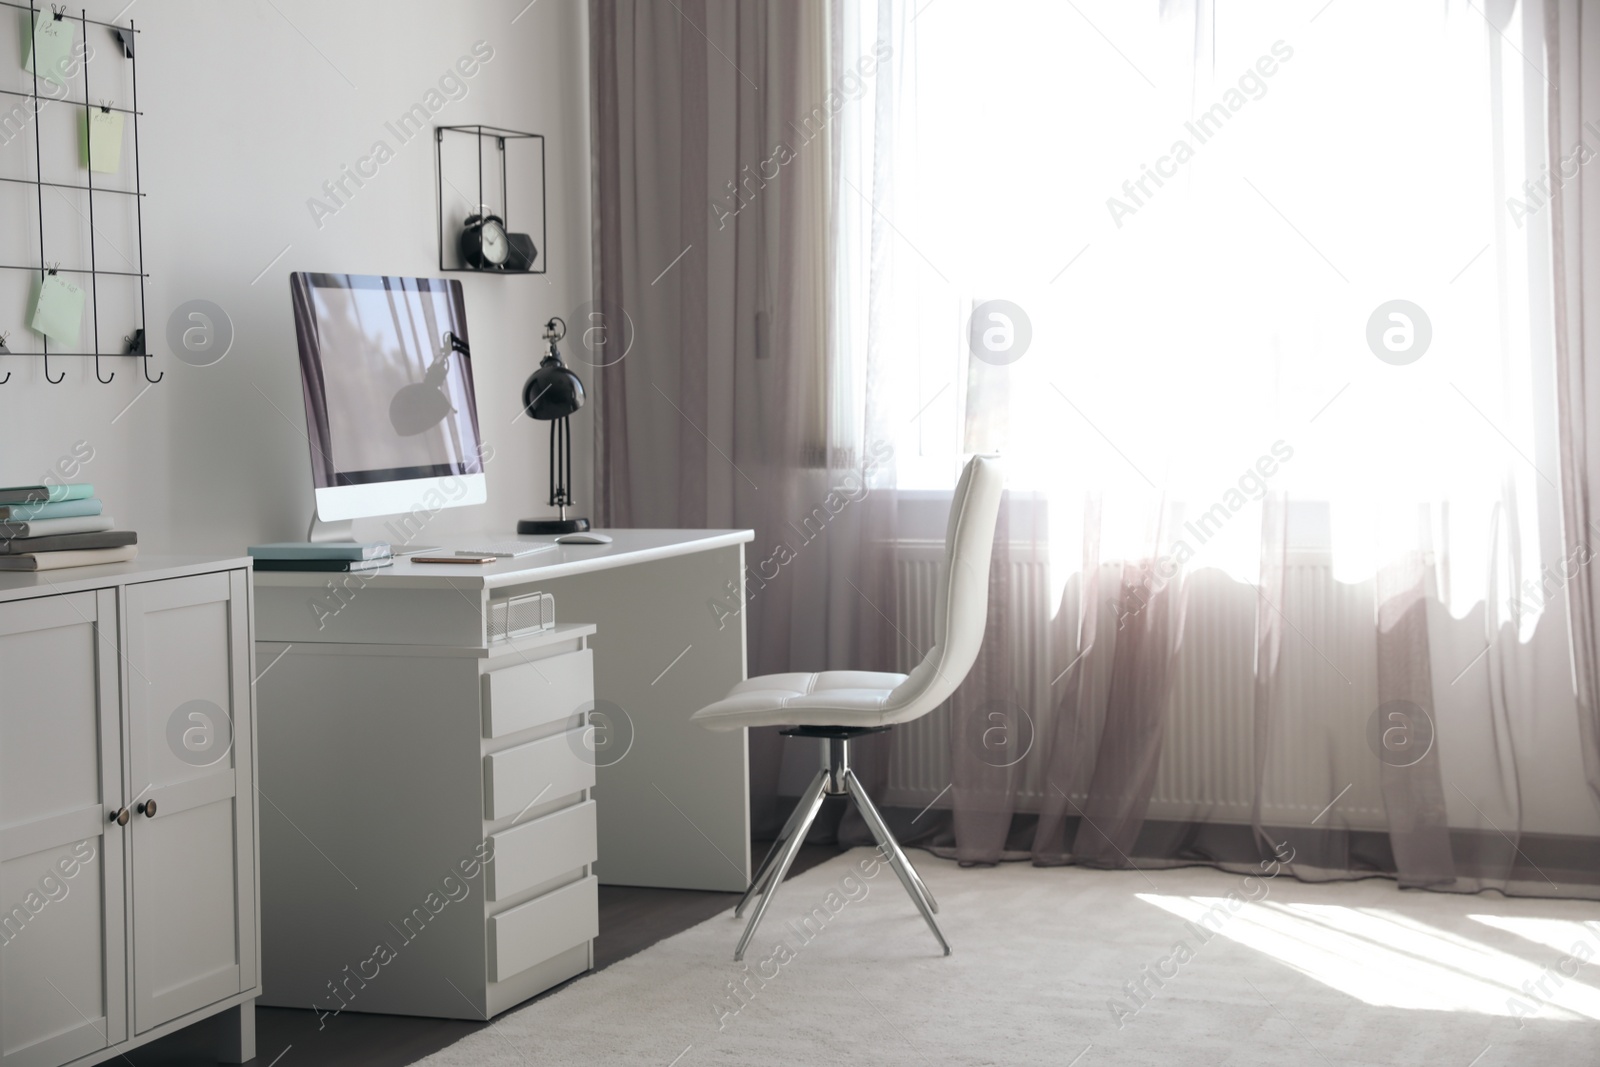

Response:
(844, 769), (950, 956)
(734, 777), (829, 962)
(844, 771), (938, 913)
(737, 769), (829, 919)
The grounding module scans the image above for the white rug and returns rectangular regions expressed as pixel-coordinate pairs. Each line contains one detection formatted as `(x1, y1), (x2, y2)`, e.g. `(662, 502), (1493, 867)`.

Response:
(419, 849), (1600, 1066)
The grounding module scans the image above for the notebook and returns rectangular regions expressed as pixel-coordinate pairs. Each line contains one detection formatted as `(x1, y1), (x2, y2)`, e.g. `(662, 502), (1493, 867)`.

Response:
(0, 531), (136, 555)
(0, 484), (94, 505)
(248, 542), (393, 561)
(251, 557), (396, 573)
(0, 545), (137, 571)
(0, 498), (103, 521)
(0, 515), (115, 539)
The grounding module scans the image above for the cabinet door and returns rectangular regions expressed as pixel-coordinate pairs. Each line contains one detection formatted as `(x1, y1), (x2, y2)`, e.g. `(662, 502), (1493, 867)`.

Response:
(124, 572), (254, 1035)
(0, 590), (126, 1067)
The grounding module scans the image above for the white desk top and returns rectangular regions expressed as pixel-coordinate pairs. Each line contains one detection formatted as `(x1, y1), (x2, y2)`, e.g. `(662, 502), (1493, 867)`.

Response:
(249, 529), (754, 591)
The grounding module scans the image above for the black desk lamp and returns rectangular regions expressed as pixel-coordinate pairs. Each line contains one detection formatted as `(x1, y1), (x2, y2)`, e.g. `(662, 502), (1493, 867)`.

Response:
(518, 317), (590, 535)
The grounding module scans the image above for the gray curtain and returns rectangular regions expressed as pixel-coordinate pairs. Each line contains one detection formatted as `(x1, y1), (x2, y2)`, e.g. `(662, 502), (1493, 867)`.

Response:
(1549, 0), (1600, 815)
(587, 0), (898, 838)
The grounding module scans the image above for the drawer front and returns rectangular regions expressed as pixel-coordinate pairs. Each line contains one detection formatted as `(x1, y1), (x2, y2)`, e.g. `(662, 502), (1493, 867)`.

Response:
(489, 875), (598, 982)
(485, 729), (594, 820)
(484, 649), (594, 739)
(487, 800), (597, 901)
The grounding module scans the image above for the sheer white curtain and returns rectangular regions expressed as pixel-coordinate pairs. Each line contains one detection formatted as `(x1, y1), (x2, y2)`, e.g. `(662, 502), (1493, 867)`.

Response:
(829, 0), (1599, 888)
(837, 0), (1540, 580)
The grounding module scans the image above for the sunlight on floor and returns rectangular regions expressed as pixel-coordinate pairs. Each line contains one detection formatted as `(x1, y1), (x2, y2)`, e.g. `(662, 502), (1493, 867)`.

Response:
(1137, 894), (1600, 1022)
(1468, 914), (1600, 957)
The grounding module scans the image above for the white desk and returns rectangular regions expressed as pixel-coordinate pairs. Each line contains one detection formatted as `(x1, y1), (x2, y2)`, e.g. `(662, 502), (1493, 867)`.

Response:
(253, 527), (754, 889)
(250, 529), (753, 1019)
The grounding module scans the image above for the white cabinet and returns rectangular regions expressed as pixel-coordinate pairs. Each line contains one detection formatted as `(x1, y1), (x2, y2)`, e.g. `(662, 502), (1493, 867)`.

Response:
(0, 561), (259, 1067)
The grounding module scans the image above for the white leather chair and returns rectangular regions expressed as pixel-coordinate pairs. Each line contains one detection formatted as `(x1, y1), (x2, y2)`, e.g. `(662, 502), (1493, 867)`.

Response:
(692, 454), (1004, 959)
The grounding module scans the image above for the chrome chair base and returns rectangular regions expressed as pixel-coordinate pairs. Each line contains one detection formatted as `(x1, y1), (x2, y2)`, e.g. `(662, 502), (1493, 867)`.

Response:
(733, 727), (949, 961)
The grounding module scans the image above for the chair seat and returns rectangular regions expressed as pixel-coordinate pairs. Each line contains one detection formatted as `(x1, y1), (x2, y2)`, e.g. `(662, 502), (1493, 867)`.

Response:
(690, 670), (909, 731)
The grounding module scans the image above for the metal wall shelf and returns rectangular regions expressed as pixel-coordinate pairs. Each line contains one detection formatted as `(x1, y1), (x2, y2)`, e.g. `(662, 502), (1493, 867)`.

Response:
(435, 124), (547, 276)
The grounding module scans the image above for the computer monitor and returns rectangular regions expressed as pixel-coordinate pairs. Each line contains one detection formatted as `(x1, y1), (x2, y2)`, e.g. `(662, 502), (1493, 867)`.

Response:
(290, 273), (486, 540)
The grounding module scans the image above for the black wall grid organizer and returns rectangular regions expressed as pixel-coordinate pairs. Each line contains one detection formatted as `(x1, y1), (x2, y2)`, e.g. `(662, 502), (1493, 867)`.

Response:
(0, 1), (155, 384)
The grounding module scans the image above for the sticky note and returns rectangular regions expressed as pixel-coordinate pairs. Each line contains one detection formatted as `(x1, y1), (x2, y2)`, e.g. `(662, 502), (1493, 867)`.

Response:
(21, 11), (74, 87)
(31, 274), (85, 348)
(80, 109), (124, 173)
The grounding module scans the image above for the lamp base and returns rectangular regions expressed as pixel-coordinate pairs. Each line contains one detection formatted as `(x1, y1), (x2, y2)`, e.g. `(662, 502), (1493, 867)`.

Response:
(518, 517), (591, 535)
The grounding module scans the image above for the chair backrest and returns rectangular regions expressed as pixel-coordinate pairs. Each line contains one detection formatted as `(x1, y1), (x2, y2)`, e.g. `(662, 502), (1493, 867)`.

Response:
(882, 454), (1004, 725)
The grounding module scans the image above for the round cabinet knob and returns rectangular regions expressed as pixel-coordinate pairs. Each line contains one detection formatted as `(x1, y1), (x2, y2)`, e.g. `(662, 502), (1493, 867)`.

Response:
(136, 799), (157, 818)
(109, 807), (129, 826)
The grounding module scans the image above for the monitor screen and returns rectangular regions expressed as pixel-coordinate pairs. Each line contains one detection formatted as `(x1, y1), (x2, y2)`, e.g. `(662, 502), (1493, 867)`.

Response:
(291, 273), (485, 489)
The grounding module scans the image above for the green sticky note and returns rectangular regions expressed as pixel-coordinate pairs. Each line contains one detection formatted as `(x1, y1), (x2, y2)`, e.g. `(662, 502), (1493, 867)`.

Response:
(31, 274), (85, 349)
(21, 11), (74, 87)
(80, 109), (124, 173)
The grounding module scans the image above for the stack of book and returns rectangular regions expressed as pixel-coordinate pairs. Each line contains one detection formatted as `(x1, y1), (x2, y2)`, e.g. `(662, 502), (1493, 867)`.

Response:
(0, 484), (138, 571)
(248, 542), (395, 573)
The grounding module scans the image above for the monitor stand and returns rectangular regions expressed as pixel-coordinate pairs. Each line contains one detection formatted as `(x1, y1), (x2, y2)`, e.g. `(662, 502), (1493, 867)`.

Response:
(308, 514), (437, 554)
(307, 515), (355, 543)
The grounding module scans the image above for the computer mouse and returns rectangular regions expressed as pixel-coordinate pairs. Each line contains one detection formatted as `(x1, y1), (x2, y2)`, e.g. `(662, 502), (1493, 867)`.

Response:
(555, 532), (614, 545)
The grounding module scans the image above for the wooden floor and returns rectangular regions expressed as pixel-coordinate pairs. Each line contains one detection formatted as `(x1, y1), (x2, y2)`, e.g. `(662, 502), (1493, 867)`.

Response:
(131, 843), (837, 1067)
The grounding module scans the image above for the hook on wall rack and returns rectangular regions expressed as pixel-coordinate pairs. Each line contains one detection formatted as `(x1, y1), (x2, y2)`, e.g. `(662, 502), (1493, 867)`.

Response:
(0, 1), (153, 386)
(125, 328), (158, 382)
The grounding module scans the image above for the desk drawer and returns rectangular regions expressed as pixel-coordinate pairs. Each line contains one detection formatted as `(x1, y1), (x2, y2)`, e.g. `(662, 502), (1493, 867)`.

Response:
(485, 729), (594, 820)
(486, 799), (596, 901)
(484, 649), (593, 739)
(489, 875), (598, 982)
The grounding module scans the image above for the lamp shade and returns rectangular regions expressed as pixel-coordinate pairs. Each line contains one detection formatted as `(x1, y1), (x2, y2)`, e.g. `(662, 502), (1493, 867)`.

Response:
(523, 356), (585, 420)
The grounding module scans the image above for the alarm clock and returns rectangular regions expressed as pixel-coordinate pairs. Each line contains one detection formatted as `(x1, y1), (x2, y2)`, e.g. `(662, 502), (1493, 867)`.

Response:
(459, 212), (509, 269)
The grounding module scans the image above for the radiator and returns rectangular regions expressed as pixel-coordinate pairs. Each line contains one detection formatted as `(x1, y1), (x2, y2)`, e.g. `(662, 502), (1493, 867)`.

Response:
(883, 545), (1388, 830)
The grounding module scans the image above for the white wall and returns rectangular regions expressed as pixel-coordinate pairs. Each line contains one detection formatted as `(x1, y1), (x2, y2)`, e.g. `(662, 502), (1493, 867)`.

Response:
(0, 0), (591, 554)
